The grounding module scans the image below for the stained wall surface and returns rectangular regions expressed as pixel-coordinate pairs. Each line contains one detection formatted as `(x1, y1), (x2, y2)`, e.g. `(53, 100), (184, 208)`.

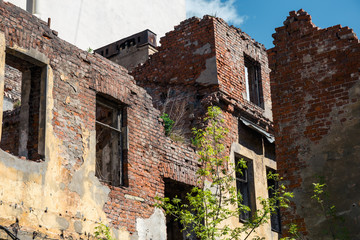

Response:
(269, 9), (360, 239)
(133, 15), (278, 240)
(0, 2), (280, 240)
(0, 2), (197, 239)
(132, 16), (273, 139)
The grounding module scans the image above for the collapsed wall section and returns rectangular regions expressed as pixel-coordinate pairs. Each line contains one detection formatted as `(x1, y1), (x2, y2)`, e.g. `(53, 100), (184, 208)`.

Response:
(132, 16), (218, 139)
(269, 9), (360, 238)
(132, 16), (273, 140)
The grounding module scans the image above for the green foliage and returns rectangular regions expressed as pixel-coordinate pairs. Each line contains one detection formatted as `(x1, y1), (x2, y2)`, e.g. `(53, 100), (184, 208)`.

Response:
(156, 106), (293, 240)
(312, 182), (326, 204)
(160, 112), (175, 136)
(311, 180), (349, 240)
(94, 223), (115, 240)
(284, 179), (349, 240)
(13, 100), (21, 109)
(87, 47), (94, 53)
(279, 223), (302, 240)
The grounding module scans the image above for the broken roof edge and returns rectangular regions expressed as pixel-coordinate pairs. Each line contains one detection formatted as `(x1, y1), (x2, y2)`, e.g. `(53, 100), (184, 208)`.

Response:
(166, 14), (266, 50)
(269, 9), (360, 50)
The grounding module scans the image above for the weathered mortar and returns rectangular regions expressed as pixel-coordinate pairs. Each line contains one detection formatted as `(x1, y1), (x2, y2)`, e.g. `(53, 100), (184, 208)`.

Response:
(0, 2), (283, 239)
(132, 16), (273, 139)
(0, 2), (199, 239)
(269, 9), (360, 238)
(132, 15), (278, 240)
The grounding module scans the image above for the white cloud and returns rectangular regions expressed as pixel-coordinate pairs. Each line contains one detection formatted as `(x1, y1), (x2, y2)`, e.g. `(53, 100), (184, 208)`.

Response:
(186, 0), (246, 26)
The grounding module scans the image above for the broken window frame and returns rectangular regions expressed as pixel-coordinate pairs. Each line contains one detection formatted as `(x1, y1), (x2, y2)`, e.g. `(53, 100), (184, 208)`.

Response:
(95, 95), (126, 187)
(244, 56), (264, 109)
(0, 46), (47, 161)
(235, 155), (256, 221)
(267, 168), (281, 233)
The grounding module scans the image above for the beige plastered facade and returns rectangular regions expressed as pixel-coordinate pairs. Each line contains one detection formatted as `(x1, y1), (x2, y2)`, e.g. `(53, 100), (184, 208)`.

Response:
(225, 141), (278, 240)
(0, 32), (130, 240)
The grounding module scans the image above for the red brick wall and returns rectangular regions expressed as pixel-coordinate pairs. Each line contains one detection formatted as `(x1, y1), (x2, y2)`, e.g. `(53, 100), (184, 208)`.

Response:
(4, 64), (21, 101)
(133, 16), (273, 139)
(213, 17), (272, 121)
(132, 16), (219, 138)
(0, 3), (277, 238)
(1, 108), (20, 155)
(0, 2), (198, 238)
(269, 9), (360, 238)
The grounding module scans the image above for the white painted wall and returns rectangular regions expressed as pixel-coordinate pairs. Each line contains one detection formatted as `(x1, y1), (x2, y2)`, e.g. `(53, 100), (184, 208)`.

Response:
(6, 0), (186, 50)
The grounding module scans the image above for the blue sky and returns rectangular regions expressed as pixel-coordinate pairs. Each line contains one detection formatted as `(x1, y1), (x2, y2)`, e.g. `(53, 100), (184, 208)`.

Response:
(186, 0), (360, 49)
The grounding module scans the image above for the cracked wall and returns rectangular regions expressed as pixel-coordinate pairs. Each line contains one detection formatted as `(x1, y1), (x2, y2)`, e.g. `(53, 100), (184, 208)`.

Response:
(269, 9), (360, 239)
(0, 2), (199, 239)
(133, 15), (277, 240)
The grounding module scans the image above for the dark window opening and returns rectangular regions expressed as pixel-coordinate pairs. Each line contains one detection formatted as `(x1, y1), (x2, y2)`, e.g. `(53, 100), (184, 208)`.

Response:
(235, 155), (256, 221)
(96, 95), (126, 186)
(1, 50), (46, 161)
(164, 179), (199, 240)
(244, 56), (264, 108)
(264, 139), (276, 161)
(267, 168), (281, 232)
(238, 121), (263, 156)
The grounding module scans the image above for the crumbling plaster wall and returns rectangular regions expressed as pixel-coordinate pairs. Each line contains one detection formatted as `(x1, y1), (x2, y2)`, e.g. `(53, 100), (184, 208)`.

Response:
(0, 2), (199, 239)
(219, 110), (278, 240)
(269, 9), (360, 238)
(0, 35), (112, 239)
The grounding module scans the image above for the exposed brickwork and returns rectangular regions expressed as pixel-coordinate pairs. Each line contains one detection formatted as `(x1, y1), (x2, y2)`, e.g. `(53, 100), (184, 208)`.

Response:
(0, 2), (198, 238)
(131, 16), (277, 239)
(213, 17), (272, 122)
(0, 2), (278, 239)
(0, 107), (20, 155)
(269, 9), (360, 238)
(132, 16), (218, 138)
(4, 64), (21, 101)
(132, 16), (273, 139)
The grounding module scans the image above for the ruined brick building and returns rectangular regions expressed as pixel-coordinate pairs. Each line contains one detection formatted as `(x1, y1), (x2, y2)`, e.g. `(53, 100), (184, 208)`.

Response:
(0, 2), (277, 239)
(269, 9), (360, 239)
(0, 2), (359, 240)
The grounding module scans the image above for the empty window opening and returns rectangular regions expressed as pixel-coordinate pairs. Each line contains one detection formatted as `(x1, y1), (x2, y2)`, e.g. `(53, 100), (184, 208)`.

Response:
(264, 139), (276, 161)
(1, 50), (46, 161)
(164, 179), (199, 240)
(267, 168), (281, 232)
(238, 120), (263, 156)
(244, 56), (264, 108)
(235, 155), (256, 221)
(96, 95), (125, 186)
